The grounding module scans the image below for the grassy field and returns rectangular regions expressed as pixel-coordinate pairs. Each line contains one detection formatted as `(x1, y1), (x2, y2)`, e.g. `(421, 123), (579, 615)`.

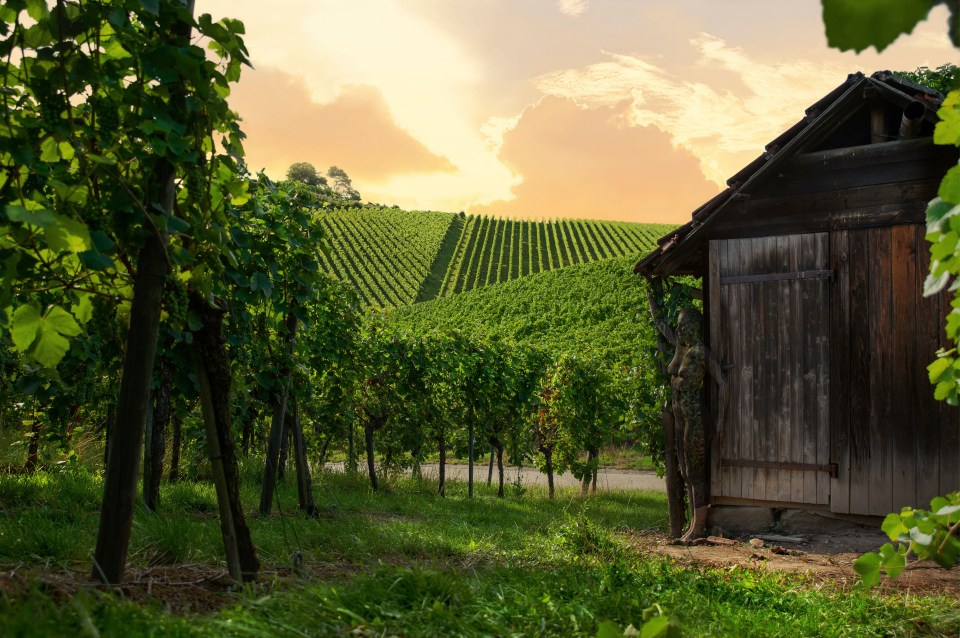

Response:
(0, 466), (956, 636)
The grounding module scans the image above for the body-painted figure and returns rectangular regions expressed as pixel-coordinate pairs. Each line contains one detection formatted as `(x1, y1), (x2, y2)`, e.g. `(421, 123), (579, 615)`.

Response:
(647, 281), (726, 541)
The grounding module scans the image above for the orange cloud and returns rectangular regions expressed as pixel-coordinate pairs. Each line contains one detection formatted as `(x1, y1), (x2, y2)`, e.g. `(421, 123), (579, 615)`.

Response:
(229, 68), (455, 181)
(477, 96), (718, 223)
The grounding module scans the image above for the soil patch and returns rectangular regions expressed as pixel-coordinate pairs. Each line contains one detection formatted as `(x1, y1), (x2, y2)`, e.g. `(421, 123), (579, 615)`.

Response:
(625, 530), (960, 596)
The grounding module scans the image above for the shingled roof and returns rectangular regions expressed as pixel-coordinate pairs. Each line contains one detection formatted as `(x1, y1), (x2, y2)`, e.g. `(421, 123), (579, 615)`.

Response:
(635, 71), (947, 277)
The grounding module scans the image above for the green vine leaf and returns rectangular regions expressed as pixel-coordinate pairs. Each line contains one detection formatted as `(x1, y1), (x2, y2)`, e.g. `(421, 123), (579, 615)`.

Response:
(821, 0), (937, 52)
(6, 204), (56, 228)
(940, 165), (960, 205)
(44, 216), (92, 253)
(10, 304), (42, 352)
(878, 543), (907, 578)
(595, 620), (622, 638)
(853, 551), (882, 588)
(11, 304), (82, 368)
(39, 136), (60, 162)
(928, 356), (953, 383)
(934, 91), (960, 146)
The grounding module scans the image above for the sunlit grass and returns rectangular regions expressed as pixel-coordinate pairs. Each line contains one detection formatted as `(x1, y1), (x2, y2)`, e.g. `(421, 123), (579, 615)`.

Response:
(0, 464), (957, 637)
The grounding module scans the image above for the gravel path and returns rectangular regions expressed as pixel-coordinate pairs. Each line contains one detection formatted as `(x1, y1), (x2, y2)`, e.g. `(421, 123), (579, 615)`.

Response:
(326, 462), (665, 492)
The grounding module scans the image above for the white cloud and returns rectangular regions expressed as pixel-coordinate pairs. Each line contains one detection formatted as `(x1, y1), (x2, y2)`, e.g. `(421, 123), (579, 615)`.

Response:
(534, 35), (850, 187)
(558, 0), (588, 18)
(480, 114), (523, 153)
(204, 0), (517, 208)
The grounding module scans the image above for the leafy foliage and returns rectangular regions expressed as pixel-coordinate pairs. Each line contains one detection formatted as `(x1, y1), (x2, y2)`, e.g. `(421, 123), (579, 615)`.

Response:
(854, 493), (960, 587)
(392, 255), (668, 468)
(0, 0), (251, 369)
(895, 64), (960, 94)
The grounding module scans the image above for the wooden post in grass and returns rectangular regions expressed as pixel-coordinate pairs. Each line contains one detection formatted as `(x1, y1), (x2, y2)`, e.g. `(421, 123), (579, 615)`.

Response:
(259, 310), (297, 515)
(364, 414), (385, 491)
(143, 357), (171, 511)
(543, 446), (555, 498)
(168, 412), (183, 484)
(468, 422), (475, 498)
(290, 401), (318, 516)
(495, 441), (505, 498)
(191, 294), (260, 582)
(487, 443), (495, 485)
(437, 433), (447, 497)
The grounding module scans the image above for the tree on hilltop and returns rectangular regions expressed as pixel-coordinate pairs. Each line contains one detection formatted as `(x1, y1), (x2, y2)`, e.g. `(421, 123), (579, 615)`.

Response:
(287, 162), (328, 187)
(328, 165), (361, 201)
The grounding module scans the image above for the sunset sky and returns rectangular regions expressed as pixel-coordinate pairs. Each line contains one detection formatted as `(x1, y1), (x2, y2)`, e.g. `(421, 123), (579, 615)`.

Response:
(204, 1), (955, 224)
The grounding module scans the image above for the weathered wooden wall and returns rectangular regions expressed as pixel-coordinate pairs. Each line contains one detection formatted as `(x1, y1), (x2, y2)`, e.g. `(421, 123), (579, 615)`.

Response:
(709, 234), (830, 508)
(829, 224), (959, 515)
(709, 225), (959, 515)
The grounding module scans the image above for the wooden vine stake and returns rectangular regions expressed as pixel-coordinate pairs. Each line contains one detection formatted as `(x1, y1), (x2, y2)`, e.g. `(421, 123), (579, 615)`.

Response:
(191, 293), (260, 582)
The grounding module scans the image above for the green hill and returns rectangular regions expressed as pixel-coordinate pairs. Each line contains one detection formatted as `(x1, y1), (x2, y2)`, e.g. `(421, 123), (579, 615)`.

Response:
(317, 207), (673, 309)
(437, 217), (673, 299)
(389, 253), (657, 366)
(317, 207), (455, 308)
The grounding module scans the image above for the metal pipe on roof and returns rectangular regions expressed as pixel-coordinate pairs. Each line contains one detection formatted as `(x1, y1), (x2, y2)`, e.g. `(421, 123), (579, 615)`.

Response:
(899, 100), (926, 139)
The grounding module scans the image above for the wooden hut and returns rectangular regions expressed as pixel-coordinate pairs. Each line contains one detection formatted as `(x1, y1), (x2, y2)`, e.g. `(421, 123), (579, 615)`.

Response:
(636, 71), (959, 519)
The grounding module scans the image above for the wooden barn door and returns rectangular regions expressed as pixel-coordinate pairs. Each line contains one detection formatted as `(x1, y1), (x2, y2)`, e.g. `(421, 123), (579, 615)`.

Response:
(829, 225), (960, 516)
(708, 234), (832, 507)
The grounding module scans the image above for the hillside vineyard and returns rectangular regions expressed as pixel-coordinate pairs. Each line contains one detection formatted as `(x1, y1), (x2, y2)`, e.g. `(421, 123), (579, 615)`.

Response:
(316, 207), (674, 308)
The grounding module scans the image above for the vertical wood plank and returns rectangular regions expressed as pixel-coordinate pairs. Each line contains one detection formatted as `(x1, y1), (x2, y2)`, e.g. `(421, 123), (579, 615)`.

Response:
(830, 230), (851, 514)
(789, 236), (806, 503)
(738, 239), (755, 501)
(868, 227), (894, 515)
(708, 241), (724, 499)
(800, 234), (819, 504)
(776, 235), (793, 502)
(723, 241), (741, 499)
(847, 229), (872, 515)
(891, 225), (918, 510)
(814, 233), (832, 506)
(915, 226), (942, 502)
(763, 237), (780, 501)
(753, 236), (768, 501)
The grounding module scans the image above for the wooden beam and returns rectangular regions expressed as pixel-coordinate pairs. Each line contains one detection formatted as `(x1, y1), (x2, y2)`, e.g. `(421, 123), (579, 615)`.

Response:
(871, 101), (887, 144)
(720, 458), (838, 477)
(710, 202), (928, 240)
(784, 137), (954, 175)
(720, 270), (833, 285)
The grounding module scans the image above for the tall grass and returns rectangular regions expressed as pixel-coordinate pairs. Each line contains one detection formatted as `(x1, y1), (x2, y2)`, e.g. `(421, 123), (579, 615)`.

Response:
(0, 465), (957, 637)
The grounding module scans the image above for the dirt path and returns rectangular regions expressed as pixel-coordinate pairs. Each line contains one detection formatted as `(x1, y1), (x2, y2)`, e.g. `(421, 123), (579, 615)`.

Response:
(420, 464), (666, 492)
(626, 530), (960, 596)
(326, 462), (666, 492)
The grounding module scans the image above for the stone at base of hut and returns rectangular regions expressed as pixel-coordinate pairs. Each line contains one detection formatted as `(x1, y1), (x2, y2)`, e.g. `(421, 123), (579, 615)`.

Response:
(757, 534), (807, 544)
(707, 505), (774, 533)
(748, 538), (765, 549)
(703, 535), (737, 546)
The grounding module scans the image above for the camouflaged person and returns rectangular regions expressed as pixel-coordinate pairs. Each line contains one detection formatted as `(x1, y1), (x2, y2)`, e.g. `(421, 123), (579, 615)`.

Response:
(647, 284), (726, 542)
